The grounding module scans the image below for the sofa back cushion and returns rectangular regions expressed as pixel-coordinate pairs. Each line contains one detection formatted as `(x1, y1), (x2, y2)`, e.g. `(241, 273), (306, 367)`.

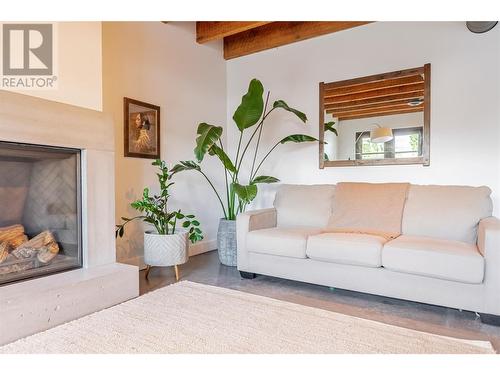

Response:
(326, 182), (410, 240)
(402, 185), (492, 244)
(274, 184), (336, 227)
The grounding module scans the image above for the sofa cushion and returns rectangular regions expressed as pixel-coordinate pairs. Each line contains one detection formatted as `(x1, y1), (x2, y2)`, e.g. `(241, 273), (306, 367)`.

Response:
(306, 233), (387, 267)
(247, 227), (322, 259)
(273, 184), (335, 227)
(382, 235), (484, 284)
(402, 185), (492, 244)
(327, 182), (409, 240)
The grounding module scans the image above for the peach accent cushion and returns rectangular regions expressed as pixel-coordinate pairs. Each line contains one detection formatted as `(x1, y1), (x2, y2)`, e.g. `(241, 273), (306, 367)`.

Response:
(326, 182), (410, 240)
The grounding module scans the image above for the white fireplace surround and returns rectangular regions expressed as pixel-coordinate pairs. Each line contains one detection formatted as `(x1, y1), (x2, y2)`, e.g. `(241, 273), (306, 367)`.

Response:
(0, 90), (139, 345)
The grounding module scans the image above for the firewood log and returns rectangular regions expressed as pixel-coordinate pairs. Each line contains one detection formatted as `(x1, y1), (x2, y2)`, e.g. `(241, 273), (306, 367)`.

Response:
(7, 234), (28, 251)
(12, 231), (56, 259)
(0, 260), (36, 275)
(0, 242), (8, 264)
(37, 242), (60, 264)
(0, 224), (25, 242)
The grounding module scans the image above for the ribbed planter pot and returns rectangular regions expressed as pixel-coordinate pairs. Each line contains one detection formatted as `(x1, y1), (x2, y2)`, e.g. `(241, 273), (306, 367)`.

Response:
(144, 231), (189, 267)
(217, 219), (237, 266)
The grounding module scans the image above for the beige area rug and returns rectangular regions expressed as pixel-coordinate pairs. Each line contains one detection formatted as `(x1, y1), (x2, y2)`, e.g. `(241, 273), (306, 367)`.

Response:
(0, 281), (495, 354)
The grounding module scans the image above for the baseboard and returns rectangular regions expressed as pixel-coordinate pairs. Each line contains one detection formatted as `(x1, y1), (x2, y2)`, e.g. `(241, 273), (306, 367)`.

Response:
(119, 255), (146, 270)
(119, 239), (217, 271)
(189, 238), (217, 257)
(480, 313), (500, 326)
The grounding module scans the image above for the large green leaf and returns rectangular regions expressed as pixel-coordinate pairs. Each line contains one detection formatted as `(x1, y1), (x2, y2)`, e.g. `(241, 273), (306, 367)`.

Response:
(170, 160), (201, 175)
(208, 144), (236, 173)
(231, 182), (258, 204)
(324, 121), (338, 136)
(194, 123), (223, 162)
(273, 100), (307, 123)
(279, 134), (319, 144)
(232, 79), (264, 131)
(251, 175), (280, 184)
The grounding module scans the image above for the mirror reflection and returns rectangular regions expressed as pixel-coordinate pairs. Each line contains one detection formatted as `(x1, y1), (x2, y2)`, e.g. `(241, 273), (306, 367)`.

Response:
(320, 64), (430, 167)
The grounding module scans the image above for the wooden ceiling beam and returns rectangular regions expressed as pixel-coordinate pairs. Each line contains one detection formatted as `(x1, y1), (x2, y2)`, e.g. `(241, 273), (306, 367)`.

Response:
(324, 75), (423, 98)
(223, 21), (371, 60)
(196, 22), (272, 43)
(324, 91), (424, 109)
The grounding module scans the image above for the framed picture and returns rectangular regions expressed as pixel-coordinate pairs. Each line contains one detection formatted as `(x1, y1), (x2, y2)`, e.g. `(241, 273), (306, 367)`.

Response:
(124, 97), (160, 159)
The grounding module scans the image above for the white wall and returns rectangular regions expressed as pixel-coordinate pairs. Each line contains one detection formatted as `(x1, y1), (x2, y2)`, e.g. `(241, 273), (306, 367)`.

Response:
(226, 22), (500, 215)
(103, 22), (226, 266)
(0, 22), (102, 111)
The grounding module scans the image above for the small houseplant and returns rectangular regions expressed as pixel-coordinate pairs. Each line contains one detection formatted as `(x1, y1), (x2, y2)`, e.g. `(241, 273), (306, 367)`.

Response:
(172, 78), (317, 266)
(116, 159), (203, 280)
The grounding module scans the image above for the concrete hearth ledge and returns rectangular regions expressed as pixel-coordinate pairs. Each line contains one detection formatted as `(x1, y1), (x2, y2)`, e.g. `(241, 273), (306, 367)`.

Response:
(0, 263), (139, 346)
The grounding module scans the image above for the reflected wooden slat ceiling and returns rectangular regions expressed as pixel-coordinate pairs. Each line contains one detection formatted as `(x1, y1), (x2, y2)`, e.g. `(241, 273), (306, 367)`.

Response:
(324, 68), (426, 121)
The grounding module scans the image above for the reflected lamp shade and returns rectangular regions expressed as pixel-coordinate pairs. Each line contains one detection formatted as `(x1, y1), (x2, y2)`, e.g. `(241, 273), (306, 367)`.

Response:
(370, 127), (393, 143)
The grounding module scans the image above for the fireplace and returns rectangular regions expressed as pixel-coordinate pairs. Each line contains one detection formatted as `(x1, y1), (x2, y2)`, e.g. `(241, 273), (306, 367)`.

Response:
(0, 141), (83, 285)
(0, 90), (138, 346)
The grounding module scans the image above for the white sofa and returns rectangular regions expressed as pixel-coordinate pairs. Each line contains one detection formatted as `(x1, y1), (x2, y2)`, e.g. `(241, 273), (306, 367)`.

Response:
(237, 184), (500, 325)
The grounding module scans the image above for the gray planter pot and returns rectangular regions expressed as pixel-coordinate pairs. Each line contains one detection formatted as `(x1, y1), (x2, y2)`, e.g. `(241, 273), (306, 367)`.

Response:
(217, 219), (237, 266)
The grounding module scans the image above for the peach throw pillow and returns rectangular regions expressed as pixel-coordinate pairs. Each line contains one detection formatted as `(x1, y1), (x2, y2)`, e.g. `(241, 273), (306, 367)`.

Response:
(326, 182), (410, 240)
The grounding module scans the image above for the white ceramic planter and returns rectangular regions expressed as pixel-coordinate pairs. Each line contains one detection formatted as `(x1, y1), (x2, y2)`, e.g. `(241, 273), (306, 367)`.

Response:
(144, 231), (189, 267)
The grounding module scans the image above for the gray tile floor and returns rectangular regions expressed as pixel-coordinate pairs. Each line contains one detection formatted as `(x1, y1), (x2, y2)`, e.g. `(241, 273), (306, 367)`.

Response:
(140, 250), (500, 352)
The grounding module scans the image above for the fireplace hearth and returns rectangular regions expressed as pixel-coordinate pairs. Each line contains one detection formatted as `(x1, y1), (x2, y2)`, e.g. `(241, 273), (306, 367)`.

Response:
(0, 141), (82, 285)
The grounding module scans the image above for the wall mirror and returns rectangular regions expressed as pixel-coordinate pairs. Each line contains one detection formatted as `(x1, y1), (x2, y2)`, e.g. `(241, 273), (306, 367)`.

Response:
(319, 64), (430, 168)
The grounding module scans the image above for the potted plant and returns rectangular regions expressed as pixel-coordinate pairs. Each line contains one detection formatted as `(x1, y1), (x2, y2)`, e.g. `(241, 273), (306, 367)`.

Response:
(172, 79), (317, 266)
(116, 159), (203, 280)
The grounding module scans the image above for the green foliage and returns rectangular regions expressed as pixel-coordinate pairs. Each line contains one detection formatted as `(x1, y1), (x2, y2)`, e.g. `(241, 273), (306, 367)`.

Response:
(409, 133), (419, 151)
(251, 175), (280, 184)
(115, 159), (203, 244)
(194, 123), (223, 162)
(170, 160), (200, 174)
(208, 144), (236, 173)
(279, 134), (318, 144)
(232, 79), (265, 131)
(172, 78), (318, 220)
(324, 121), (338, 136)
(273, 100), (307, 123)
(231, 183), (258, 204)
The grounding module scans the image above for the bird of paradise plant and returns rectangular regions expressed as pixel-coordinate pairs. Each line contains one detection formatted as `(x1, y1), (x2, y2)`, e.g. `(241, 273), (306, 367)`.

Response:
(172, 78), (318, 220)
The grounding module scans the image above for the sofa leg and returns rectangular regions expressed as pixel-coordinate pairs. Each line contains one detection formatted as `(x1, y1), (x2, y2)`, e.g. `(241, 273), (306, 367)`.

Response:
(240, 271), (256, 279)
(479, 313), (500, 326)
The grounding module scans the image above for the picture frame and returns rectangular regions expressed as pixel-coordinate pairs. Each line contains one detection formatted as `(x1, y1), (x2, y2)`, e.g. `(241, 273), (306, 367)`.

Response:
(123, 97), (161, 159)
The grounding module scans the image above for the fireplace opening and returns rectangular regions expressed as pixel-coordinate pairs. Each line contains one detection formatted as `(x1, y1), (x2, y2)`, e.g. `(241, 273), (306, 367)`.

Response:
(0, 141), (82, 285)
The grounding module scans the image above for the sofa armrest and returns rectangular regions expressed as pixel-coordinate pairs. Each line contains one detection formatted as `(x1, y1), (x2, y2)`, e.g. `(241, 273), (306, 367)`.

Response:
(478, 216), (500, 258)
(478, 216), (500, 314)
(238, 208), (277, 233)
(236, 208), (277, 271)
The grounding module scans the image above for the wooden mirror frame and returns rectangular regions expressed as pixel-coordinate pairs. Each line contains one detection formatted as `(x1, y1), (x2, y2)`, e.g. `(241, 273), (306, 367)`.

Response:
(319, 64), (431, 168)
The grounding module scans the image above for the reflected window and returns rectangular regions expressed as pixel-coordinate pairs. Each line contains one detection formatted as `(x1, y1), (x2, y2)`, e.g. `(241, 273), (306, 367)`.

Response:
(355, 127), (423, 160)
